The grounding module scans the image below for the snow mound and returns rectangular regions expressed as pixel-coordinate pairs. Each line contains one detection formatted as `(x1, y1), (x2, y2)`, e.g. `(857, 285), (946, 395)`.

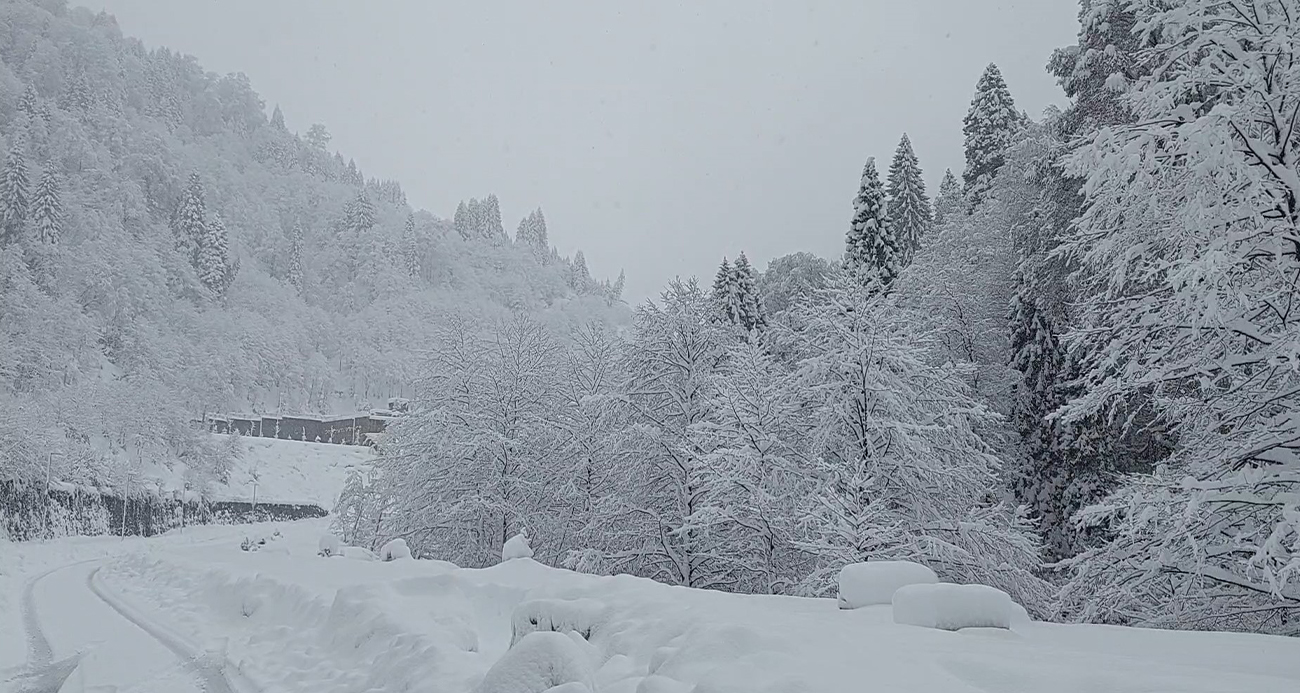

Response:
(381, 538), (412, 562)
(475, 631), (595, 693)
(836, 561), (938, 609)
(503, 533), (535, 561)
(512, 598), (608, 646)
(343, 546), (377, 561)
(891, 583), (1014, 631)
(318, 533), (341, 557)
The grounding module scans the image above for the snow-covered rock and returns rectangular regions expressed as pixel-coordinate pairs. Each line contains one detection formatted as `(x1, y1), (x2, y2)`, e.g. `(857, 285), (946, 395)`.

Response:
(502, 533), (535, 561)
(317, 533), (341, 557)
(836, 561), (937, 609)
(474, 631), (595, 693)
(891, 583), (1014, 631)
(380, 538), (412, 562)
(511, 598), (608, 646)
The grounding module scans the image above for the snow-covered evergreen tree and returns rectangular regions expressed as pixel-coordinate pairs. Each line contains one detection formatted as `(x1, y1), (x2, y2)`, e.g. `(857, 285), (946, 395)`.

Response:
(196, 212), (232, 296)
(569, 250), (592, 291)
(344, 192), (375, 234)
(401, 213), (420, 278)
(270, 104), (286, 130)
(843, 157), (898, 287)
(1057, 0), (1300, 634)
(932, 168), (962, 227)
(172, 172), (206, 262)
(0, 142), (30, 245)
(483, 193), (505, 243)
(732, 252), (765, 332)
(885, 134), (931, 263)
(962, 63), (1021, 208)
(287, 222), (304, 294)
(454, 200), (471, 240)
(30, 167), (61, 246)
(792, 271), (1051, 612)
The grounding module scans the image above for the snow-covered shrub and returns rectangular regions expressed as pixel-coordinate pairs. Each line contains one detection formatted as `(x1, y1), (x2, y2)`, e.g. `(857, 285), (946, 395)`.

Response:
(511, 598), (608, 646)
(503, 533), (535, 561)
(891, 583), (1014, 631)
(380, 538), (412, 561)
(836, 561), (937, 609)
(317, 533), (341, 557)
(474, 631), (595, 693)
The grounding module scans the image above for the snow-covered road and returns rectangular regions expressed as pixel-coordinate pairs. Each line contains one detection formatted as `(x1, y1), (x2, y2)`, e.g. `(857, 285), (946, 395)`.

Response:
(23, 559), (227, 693)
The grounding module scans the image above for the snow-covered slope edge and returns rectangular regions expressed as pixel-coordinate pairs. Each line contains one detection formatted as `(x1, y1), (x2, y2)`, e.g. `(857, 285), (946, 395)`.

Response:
(93, 520), (1300, 693)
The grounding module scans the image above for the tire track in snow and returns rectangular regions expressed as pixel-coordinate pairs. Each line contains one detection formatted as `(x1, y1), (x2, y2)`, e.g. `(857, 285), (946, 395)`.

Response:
(87, 565), (260, 693)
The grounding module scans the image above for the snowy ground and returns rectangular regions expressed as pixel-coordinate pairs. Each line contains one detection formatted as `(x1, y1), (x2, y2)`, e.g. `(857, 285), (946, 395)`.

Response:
(210, 435), (371, 507)
(3, 519), (1299, 693)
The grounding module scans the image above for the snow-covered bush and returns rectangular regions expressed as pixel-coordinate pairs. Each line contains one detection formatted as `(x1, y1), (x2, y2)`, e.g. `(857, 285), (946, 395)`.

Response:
(317, 533), (341, 557)
(837, 561), (937, 610)
(891, 583), (1014, 631)
(511, 598), (608, 646)
(343, 546), (377, 561)
(380, 538), (412, 561)
(474, 631), (595, 693)
(503, 533), (535, 561)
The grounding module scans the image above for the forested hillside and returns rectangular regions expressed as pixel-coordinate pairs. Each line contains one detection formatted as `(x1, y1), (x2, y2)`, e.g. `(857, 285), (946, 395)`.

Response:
(348, 0), (1300, 636)
(0, 0), (625, 496)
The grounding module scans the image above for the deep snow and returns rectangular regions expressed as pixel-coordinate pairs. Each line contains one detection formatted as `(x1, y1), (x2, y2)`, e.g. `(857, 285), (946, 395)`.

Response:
(4, 519), (1300, 693)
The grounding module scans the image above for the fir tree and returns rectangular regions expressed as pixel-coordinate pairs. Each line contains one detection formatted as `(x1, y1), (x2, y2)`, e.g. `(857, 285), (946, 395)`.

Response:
(611, 270), (626, 302)
(30, 167), (61, 245)
(454, 200), (471, 240)
(932, 168), (962, 226)
(532, 207), (548, 250)
(402, 213), (420, 278)
(569, 250), (591, 291)
(0, 141), (30, 245)
(172, 172), (206, 262)
(962, 63), (1021, 208)
(885, 133), (932, 264)
(844, 157), (899, 287)
(483, 194), (505, 242)
(287, 222), (304, 293)
(712, 257), (737, 323)
(345, 192), (375, 234)
(732, 252), (766, 332)
(197, 212), (231, 295)
(18, 85), (39, 121)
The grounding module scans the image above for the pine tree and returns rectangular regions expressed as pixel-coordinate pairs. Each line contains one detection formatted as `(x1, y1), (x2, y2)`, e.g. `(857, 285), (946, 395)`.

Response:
(402, 213), (420, 278)
(732, 252), (766, 332)
(196, 212), (231, 295)
(932, 169), (962, 226)
(712, 257), (736, 323)
(270, 104), (286, 130)
(345, 192), (375, 234)
(18, 85), (39, 121)
(0, 141), (30, 245)
(569, 250), (591, 291)
(532, 208), (549, 250)
(844, 157), (899, 287)
(962, 63), (1021, 208)
(454, 200), (471, 240)
(30, 167), (61, 245)
(483, 194), (504, 242)
(885, 134), (932, 264)
(611, 270), (626, 302)
(287, 222), (304, 293)
(172, 173), (206, 263)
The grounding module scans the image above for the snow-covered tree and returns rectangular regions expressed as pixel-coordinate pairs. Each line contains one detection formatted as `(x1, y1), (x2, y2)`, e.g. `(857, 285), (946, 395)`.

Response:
(401, 213), (420, 278)
(374, 314), (563, 567)
(30, 167), (61, 246)
(621, 279), (731, 588)
(792, 271), (1051, 613)
(454, 200), (471, 240)
(962, 63), (1021, 208)
(1057, 0), (1300, 634)
(756, 252), (833, 318)
(482, 193), (505, 243)
(932, 169), (962, 227)
(172, 172), (206, 262)
(885, 134), (931, 263)
(731, 252), (766, 333)
(196, 212), (232, 296)
(844, 157), (898, 287)
(344, 192), (375, 235)
(569, 250), (592, 291)
(0, 142), (30, 245)
(287, 222), (304, 293)
(699, 340), (813, 593)
(270, 104), (286, 130)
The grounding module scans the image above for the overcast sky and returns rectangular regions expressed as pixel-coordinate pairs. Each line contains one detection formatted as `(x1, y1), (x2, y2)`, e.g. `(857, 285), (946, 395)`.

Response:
(93, 1), (1079, 302)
